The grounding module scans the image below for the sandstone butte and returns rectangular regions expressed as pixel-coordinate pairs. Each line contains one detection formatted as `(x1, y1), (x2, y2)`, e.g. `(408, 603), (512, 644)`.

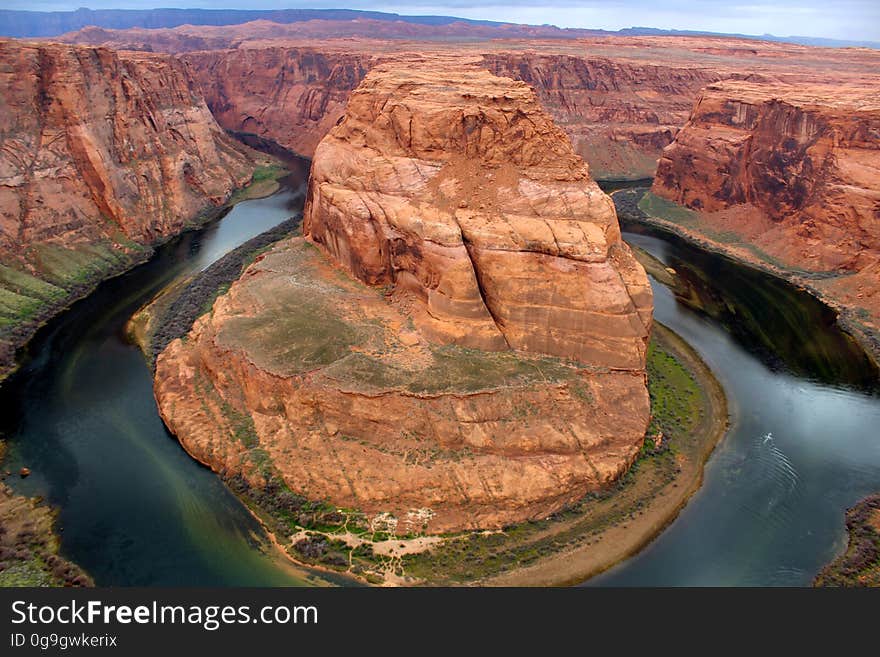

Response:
(0, 40), (256, 374)
(652, 79), (880, 344)
(154, 61), (654, 534)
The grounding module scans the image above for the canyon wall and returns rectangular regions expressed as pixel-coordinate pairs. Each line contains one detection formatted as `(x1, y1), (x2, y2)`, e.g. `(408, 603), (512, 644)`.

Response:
(155, 62), (652, 533)
(53, 26), (880, 184)
(183, 47), (371, 159)
(181, 47), (718, 178)
(651, 80), (880, 337)
(0, 40), (256, 375)
(480, 53), (720, 179)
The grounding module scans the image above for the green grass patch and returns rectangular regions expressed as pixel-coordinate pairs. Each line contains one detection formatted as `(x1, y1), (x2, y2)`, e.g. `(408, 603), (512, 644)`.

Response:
(638, 192), (804, 273)
(638, 191), (701, 227)
(27, 241), (127, 289)
(0, 263), (65, 301)
(222, 300), (362, 376)
(645, 338), (701, 439)
(322, 347), (578, 394)
(0, 558), (56, 587)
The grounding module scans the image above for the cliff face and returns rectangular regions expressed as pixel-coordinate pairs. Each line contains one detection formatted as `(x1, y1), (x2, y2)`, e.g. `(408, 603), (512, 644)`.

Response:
(654, 80), (880, 271)
(182, 47), (718, 179)
(183, 48), (371, 160)
(155, 62), (652, 533)
(651, 80), (880, 337)
(480, 53), (720, 179)
(305, 61), (652, 369)
(0, 40), (255, 375)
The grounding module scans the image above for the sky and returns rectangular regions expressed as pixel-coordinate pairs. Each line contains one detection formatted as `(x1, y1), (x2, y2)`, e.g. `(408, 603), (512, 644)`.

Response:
(4, 1), (879, 42)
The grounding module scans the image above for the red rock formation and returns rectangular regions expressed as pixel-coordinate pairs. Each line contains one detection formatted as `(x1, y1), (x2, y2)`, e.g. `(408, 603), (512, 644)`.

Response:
(183, 47), (371, 159)
(155, 61), (652, 533)
(0, 41), (254, 253)
(651, 80), (880, 337)
(305, 61), (652, 369)
(0, 40), (256, 375)
(479, 53), (720, 179)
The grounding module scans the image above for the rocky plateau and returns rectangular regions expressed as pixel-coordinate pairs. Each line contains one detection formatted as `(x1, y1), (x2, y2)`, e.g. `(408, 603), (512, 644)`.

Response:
(154, 61), (653, 533)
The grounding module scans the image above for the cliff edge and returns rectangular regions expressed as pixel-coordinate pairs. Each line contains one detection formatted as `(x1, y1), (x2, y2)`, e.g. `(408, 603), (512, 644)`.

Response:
(0, 40), (256, 376)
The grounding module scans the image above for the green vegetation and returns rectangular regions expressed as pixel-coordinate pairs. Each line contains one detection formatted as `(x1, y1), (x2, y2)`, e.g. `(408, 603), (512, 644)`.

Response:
(815, 495), (880, 587)
(0, 560), (56, 587)
(29, 241), (132, 289)
(398, 329), (705, 584)
(0, 241), (146, 381)
(638, 192), (805, 273)
(222, 299), (361, 376)
(645, 338), (701, 439)
(638, 191), (701, 226)
(0, 263), (65, 302)
(229, 164), (288, 204)
(0, 471), (92, 588)
(0, 250), (100, 332)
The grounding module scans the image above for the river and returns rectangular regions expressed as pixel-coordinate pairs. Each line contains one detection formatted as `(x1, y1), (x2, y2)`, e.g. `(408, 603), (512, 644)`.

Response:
(0, 159), (340, 586)
(1, 173), (878, 586)
(590, 223), (880, 585)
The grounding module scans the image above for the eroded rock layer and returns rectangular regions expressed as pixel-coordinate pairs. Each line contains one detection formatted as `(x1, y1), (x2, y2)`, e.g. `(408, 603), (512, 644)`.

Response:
(651, 80), (880, 336)
(0, 41), (254, 252)
(183, 47), (371, 160)
(155, 62), (652, 533)
(479, 53), (720, 179)
(0, 40), (255, 373)
(305, 61), (652, 370)
(155, 239), (651, 533)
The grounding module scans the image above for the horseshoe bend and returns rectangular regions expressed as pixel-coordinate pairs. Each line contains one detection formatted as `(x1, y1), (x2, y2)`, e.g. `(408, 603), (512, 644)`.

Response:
(153, 61), (654, 536)
(3, 5), (879, 593)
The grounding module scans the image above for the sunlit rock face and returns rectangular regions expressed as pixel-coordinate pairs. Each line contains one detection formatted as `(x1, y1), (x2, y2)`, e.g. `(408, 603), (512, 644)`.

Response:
(305, 59), (653, 370)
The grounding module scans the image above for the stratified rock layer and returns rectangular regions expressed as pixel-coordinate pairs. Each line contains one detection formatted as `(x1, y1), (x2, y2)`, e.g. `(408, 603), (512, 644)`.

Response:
(480, 53), (720, 179)
(0, 41), (254, 252)
(652, 79), (880, 337)
(183, 47), (370, 160)
(305, 61), (652, 370)
(0, 40), (255, 374)
(155, 62), (652, 533)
